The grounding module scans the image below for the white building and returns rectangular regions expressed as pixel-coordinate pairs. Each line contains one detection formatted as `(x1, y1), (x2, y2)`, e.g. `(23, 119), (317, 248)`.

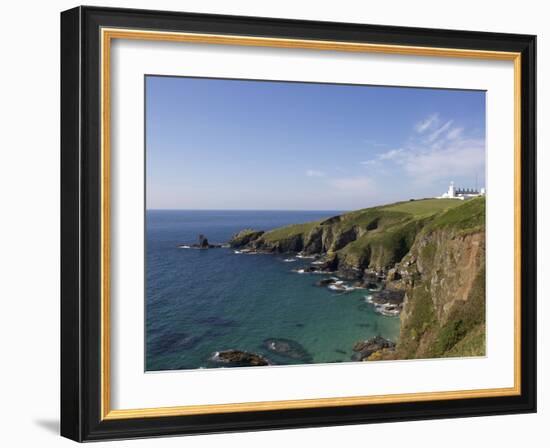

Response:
(437, 181), (485, 200)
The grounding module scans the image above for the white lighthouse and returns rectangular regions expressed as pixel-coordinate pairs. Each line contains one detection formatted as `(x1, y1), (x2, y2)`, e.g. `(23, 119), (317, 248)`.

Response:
(437, 181), (485, 201)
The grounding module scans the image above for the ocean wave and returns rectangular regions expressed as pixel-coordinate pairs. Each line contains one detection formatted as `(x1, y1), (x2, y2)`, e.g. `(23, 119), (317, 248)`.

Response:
(293, 268), (332, 275)
(328, 283), (355, 292)
(364, 295), (402, 316)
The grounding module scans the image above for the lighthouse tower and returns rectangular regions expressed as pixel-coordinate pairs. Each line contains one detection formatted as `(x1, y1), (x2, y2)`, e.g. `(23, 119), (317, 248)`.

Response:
(447, 181), (456, 198)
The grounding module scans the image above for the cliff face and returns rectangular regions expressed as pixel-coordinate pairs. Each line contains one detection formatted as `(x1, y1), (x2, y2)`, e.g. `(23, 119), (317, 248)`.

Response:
(388, 227), (485, 359)
(230, 206), (431, 278)
(229, 197), (486, 360)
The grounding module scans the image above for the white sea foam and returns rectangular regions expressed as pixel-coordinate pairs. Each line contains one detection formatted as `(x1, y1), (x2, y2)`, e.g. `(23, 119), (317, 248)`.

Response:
(328, 283), (355, 292)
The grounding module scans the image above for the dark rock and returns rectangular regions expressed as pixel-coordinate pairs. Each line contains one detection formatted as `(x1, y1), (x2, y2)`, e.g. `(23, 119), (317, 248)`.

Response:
(366, 217), (380, 231)
(331, 226), (360, 251)
(303, 226), (324, 254)
(263, 338), (313, 363)
(316, 277), (337, 286)
(370, 289), (405, 305)
(181, 234), (223, 249)
(352, 336), (396, 361)
(386, 268), (402, 282)
(229, 229), (265, 248)
(313, 254), (338, 272)
(363, 270), (385, 285)
(211, 350), (270, 367)
(337, 264), (364, 280)
(198, 234), (209, 248)
(320, 215), (342, 226)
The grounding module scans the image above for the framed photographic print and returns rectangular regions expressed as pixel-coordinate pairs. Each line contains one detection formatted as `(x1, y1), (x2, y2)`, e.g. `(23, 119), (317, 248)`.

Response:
(60, 6), (536, 442)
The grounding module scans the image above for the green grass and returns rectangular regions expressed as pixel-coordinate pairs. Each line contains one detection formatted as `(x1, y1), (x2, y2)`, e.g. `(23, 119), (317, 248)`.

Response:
(427, 196), (485, 233)
(381, 198), (464, 216)
(445, 324), (486, 357)
(340, 218), (423, 268)
(261, 221), (319, 243)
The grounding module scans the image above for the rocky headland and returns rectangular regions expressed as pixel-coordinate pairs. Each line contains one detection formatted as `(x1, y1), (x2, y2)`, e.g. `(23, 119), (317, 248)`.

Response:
(228, 197), (486, 360)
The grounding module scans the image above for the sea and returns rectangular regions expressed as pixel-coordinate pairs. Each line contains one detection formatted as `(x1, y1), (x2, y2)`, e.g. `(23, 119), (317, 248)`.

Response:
(146, 210), (400, 371)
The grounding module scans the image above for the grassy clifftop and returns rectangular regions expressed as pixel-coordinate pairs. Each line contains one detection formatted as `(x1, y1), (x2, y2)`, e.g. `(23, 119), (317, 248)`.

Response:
(230, 198), (476, 274)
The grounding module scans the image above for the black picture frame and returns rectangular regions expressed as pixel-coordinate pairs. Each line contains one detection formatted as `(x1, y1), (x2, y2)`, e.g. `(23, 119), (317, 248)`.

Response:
(61, 5), (536, 442)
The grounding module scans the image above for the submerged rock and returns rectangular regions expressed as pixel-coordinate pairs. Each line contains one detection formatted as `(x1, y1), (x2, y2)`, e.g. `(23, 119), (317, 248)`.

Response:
(263, 338), (313, 363)
(352, 335), (396, 361)
(210, 350), (270, 367)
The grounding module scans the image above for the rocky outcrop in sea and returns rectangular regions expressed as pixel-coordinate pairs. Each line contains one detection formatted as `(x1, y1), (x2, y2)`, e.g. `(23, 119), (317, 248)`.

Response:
(210, 349), (270, 367)
(178, 234), (223, 249)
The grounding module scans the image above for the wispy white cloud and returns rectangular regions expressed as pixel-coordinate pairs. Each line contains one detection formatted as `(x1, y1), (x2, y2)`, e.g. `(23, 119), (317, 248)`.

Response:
(426, 120), (453, 143)
(446, 127), (463, 140)
(361, 113), (484, 187)
(305, 169), (325, 177)
(402, 139), (485, 185)
(361, 148), (403, 166)
(378, 148), (404, 160)
(415, 113), (439, 133)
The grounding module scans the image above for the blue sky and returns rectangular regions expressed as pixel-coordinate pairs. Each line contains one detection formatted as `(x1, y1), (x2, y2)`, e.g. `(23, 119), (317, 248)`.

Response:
(146, 76), (486, 210)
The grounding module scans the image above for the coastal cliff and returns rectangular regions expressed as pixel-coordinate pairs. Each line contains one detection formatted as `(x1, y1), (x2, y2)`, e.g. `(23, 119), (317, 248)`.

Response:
(230, 197), (486, 360)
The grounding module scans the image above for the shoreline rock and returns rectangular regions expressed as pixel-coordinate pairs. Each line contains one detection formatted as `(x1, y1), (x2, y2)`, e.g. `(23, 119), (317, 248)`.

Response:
(210, 350), (270, 367)
(365, 289), (405, 316)
(352, 336), (396, 361)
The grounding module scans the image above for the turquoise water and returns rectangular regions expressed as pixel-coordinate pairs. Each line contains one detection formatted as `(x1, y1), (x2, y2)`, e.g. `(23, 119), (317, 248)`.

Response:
(146, 210), (400, 371)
